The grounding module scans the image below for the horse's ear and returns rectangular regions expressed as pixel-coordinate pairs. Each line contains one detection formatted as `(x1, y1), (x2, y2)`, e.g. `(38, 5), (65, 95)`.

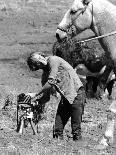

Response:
(83, 0), (91, 5)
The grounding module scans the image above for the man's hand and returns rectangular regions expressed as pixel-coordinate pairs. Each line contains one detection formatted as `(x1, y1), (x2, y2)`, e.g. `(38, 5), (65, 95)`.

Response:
(25, 93), (37, 102)
(31, 94), (43, 103)
(26, 93), (37, 98)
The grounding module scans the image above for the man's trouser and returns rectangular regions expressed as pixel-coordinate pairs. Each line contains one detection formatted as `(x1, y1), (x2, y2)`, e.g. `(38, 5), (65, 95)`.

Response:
(54, 87), (86, 139)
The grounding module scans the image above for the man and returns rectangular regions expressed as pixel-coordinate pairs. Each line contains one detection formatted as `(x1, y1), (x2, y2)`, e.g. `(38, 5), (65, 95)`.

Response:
(27, 52), (86, 141)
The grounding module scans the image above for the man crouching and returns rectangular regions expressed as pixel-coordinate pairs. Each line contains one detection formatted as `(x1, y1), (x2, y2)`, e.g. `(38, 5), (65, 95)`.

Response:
(27, 52), (86, 141)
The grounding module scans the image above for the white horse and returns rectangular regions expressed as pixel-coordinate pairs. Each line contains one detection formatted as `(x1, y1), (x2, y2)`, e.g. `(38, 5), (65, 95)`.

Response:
(56, 0), (116, 149)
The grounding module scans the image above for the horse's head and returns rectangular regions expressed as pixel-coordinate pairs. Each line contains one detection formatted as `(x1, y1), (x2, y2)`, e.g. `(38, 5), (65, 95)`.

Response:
(56, 0), (93, 42)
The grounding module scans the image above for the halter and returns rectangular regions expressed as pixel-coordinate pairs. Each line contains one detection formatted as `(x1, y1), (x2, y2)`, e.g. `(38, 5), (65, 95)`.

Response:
(57, 26), (68, 33)
(57, 5), (87, 33)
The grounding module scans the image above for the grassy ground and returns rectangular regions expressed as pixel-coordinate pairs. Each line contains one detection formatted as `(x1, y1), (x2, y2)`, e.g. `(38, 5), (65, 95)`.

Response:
(0, 0), (115, 154)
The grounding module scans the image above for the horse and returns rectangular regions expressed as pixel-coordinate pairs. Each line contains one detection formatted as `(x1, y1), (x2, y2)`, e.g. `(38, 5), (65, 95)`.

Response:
(52, 37), (115, 99)
(56, 0), (116, 148)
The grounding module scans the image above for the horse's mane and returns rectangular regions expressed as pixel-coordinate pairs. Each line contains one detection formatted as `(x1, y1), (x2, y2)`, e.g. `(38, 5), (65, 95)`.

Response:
(52, 38), (82, 67)
(52, 37), (107, 68)
(93, 0), (116, 6)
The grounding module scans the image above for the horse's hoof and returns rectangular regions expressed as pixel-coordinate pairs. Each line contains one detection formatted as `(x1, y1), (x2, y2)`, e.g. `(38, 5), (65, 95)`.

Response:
(95, 137), (109, 150)
(95, 136), (113, 150)
(95, 144), (108, 150)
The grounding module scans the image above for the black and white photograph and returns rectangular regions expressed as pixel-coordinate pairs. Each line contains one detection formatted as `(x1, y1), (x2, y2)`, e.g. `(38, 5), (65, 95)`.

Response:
(0, 0), (116, 154)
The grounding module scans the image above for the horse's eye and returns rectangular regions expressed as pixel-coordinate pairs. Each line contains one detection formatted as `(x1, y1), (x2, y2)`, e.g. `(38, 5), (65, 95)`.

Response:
(83, 0), (89, 5)
(70, 9), (77, 14)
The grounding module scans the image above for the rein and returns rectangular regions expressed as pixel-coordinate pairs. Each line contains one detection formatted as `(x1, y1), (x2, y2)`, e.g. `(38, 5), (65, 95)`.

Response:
(77, 30), (116, 44)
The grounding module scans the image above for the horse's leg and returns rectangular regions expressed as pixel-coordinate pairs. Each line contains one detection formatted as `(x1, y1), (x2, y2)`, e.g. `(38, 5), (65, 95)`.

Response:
(106, 80), (115, 100)
(86, 76), (94, 97)
(97, 66), (112, 98)
(92, 77), (98, 93)
(97, 63), (116, 149)
(92, 77), (101, 99)
(98, 100), (116, 149)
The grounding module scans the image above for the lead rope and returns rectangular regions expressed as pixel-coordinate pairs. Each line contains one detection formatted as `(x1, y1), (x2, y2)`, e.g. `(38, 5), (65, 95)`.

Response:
(77, 30), (116, 44)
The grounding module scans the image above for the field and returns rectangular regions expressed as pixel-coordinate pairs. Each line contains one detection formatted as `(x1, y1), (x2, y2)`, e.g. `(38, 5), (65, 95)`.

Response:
(0, 0), (116, 154)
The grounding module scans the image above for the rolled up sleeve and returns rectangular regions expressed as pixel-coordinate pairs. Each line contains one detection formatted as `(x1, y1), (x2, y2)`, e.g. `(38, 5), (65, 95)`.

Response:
(48, 57), (59, 80)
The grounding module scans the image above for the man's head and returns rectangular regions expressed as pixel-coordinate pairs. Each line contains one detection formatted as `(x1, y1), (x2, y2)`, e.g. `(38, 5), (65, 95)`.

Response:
(27, 52), (47, 71)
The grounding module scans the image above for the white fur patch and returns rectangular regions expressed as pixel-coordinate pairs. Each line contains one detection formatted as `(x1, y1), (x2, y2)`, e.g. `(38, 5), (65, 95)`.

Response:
(109, 100), (116, 113)
(105, 119), (115, 139)
(100, 137), (109, 146)
(110, 74), (115, 81)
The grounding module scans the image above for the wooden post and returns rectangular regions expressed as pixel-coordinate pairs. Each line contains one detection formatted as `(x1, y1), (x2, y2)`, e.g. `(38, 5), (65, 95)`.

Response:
(19, 119), (24, 134)
(16, 100), (19, 132)
(28, 118), (37, 135)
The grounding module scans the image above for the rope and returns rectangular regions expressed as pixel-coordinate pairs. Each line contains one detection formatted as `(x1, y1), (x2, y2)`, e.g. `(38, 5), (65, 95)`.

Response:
(77, 30), (116, 44)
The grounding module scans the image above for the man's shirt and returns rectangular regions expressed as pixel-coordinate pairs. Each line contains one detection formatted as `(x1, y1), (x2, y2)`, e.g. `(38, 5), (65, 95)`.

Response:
(42, 56), (83, 104)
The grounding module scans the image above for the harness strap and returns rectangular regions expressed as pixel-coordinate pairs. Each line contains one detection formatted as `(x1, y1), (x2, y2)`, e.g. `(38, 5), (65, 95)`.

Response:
(57, 26), (68, 33)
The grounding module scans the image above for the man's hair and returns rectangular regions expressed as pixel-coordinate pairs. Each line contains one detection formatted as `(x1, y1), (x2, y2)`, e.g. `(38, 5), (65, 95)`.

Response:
(27, 52), (46, 71)
(27, 55), (34, 70)
(27, 53), (39, 71)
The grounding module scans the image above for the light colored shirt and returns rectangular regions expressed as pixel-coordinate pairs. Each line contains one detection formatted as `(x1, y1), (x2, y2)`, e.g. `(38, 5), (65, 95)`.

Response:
(42, 56), (83, 104)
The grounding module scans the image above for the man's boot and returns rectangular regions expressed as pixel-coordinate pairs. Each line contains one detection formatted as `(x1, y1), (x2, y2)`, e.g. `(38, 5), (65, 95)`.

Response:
(53, 125), (64, 140)
(73, 128), (82, 141)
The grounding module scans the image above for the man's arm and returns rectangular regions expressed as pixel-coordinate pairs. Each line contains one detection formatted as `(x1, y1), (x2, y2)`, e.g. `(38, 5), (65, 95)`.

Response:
(48, 56), (59, 79)
(31, 81), (52, 101)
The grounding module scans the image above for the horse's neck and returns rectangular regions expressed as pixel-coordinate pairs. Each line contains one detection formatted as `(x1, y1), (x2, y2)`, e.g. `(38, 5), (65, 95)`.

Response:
(92, 0), (116, 34)
(92, 0), (116, 52)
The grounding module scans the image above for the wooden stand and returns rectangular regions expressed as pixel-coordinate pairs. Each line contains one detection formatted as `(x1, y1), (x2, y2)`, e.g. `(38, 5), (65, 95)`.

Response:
(17, 103), (37, 135)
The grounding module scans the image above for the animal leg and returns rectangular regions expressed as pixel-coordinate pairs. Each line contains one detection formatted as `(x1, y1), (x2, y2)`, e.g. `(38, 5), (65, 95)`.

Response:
(99, 100), (116, 147)
(104, 111), (115, 143)
(86, 76), (94, 97)
(106, 80), (115, 100)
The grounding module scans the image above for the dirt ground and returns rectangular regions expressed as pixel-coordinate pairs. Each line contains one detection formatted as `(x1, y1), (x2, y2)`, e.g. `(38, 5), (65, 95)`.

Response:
(0, 0), (116, 154)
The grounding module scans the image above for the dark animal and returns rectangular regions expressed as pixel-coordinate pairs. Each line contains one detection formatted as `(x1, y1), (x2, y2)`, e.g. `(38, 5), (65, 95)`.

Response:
(52, 37), (115, 99)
